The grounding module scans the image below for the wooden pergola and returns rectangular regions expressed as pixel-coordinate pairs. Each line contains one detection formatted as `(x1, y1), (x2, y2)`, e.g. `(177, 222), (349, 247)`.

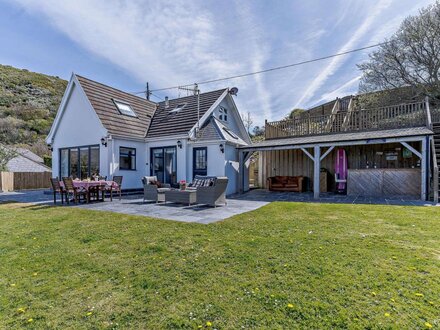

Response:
(238, 127), (433, 200)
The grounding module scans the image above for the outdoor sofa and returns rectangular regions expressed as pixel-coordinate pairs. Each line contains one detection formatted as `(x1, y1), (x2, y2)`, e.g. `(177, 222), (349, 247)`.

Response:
(187, 175), (228, 207)
(141, 176), (171, 203)
(267, 175), (304, 192)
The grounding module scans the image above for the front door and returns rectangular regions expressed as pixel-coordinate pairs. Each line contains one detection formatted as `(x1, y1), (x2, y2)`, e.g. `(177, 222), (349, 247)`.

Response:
(193, 147), (207, 178)
(151, 147), (177, 184)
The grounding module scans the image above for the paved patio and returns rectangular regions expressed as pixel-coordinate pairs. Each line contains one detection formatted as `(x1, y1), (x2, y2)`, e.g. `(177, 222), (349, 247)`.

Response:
(0, 189), (435, 224)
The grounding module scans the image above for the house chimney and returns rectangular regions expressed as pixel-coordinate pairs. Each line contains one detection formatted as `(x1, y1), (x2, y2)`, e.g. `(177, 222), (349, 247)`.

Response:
(165, 96), (169, 108)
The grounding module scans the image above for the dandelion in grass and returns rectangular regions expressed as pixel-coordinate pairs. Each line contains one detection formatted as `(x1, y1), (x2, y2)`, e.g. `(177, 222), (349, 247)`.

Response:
(371, 291), (377, 297)
(425, 322), (433, 329)
(32, 272), (38, 276)
(287, 303), (294, 309)
(384, 313), (390, 317)
(206, 321), (212, 327)
(86, 312), (93, 316)
(27, 318), (33, 323)
(17, 307), (26, 313)
(10, 283), (16, 287)
(415, 293), (424, 297)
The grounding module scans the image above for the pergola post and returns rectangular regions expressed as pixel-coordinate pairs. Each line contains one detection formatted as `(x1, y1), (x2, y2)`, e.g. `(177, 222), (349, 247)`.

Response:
(238, 151), (244, 194)
(313, 145), (321, 199)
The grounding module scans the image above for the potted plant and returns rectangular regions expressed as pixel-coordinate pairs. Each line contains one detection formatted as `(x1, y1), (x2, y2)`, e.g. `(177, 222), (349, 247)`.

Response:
(179, 180), (187, 190)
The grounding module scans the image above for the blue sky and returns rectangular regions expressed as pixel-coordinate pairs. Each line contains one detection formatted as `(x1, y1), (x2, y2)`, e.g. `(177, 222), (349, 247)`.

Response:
(0, 0), (434, 126)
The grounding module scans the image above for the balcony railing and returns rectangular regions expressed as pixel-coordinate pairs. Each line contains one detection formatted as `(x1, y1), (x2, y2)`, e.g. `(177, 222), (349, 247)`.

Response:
(265, 101), (428, 139)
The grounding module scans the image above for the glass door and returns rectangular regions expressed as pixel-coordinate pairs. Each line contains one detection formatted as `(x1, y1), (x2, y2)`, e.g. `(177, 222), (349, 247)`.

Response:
(151, 147), (177, 185)
(193, 147), (207, 178)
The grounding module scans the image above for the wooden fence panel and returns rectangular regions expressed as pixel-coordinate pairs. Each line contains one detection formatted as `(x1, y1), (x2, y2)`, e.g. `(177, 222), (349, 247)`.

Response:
(0, 172), (14, 192)
(0, 172), (52, 191)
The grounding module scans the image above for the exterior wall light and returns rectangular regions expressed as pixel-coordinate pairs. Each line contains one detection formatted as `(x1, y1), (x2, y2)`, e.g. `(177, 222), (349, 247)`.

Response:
(219, 143), (224, 153)
(47, 143), (53, 152)
(177, 140), (182, 149)
(101, 137), (108, 147)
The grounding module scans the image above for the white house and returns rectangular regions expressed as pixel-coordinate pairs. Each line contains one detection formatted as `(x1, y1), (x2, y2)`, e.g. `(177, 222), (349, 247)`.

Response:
(46, 74), (250, 195)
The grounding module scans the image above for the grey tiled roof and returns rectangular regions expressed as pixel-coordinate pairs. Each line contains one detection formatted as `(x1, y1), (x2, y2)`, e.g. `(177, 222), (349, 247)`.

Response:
(76, 75), (157, 139)
(7, 155), (51, 172)
(198, 117), (222, 141)
(197, 116), (248, 146)
(240, 127), (433, 150)
(147, 89), (227, 138)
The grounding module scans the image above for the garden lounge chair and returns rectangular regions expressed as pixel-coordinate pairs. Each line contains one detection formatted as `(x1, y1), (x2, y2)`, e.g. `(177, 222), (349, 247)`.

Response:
(188, 175), (228, 207)
(50, 177), (65, 204)
(142, 176), (171, 203)
(62, 177), (87, 204)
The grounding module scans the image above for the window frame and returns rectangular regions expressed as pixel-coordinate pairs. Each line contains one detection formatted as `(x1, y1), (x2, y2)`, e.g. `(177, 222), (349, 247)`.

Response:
(112, 99), (137, 117)
(219, 106), (228, 121)
(119, 146), (137, 171)
(59, 144), (100, 179)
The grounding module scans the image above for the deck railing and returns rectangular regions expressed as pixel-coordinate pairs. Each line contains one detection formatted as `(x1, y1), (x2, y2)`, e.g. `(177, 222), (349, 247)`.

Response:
(265, 101), (428, 139)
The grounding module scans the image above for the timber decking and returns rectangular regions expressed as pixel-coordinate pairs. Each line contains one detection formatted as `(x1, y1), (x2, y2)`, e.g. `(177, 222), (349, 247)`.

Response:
(265, 101), (428, 140)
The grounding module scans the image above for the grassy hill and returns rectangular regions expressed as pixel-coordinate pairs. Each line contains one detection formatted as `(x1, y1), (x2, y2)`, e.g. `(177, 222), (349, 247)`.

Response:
(0, 64), (67, 157)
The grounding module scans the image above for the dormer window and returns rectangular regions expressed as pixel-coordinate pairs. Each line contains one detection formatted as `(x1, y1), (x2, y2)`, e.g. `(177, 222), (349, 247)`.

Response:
(219, 106), (228, 121)
(113, 99), (136, 117)
(169, 103), (186, 114)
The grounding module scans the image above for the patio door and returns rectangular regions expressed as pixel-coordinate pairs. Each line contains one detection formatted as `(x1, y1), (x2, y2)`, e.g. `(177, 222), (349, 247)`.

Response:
(193, 147), (207, 178)
(150, 147), (177, 185)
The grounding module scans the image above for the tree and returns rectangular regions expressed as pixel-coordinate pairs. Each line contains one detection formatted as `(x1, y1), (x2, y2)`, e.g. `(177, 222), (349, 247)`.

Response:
(0, 145), (16, 171)
(252, 126), (265, 137)
(286, 108), (305, 120)
(241, 111), (254, 135)
(358, 1), (440, 103)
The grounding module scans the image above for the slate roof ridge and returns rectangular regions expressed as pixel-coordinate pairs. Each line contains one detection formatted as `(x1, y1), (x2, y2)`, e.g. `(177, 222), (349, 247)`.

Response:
(158, 88), (228, 105)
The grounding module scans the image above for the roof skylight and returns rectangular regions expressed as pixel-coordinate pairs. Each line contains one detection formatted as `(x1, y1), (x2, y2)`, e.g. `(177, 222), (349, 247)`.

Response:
(113, 99), (136, 117)
(223, 127), (239, 139)
(169, 103), (186, 113)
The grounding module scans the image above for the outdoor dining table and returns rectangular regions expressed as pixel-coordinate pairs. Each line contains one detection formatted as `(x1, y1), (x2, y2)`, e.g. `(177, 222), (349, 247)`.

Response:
(61, 180), (119, 203)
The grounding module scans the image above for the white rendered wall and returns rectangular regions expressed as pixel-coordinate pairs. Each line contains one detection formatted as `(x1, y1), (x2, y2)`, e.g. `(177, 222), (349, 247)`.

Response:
(108, 138), (148, 189)
(50, 82), (108, 178)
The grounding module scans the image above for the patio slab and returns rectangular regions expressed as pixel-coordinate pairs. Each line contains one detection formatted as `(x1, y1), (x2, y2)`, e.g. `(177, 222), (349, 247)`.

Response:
(74, 195), (269, 224)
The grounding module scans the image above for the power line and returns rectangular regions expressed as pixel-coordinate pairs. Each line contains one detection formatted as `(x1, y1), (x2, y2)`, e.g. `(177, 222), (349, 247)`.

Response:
(140, 42), (386, 93)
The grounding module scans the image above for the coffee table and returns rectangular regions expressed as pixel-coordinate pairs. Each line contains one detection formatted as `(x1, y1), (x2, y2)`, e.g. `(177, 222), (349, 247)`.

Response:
(164, 189), (197, 206)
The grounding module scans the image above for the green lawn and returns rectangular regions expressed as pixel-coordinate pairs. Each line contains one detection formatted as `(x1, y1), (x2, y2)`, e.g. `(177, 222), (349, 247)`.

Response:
(0, 202), (439, 329)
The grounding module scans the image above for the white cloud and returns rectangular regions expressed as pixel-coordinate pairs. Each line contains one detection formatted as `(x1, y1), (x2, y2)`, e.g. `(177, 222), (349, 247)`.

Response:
(293, 0), (394, 108)
(5, 0), (435, 125)
(314, 75), (361, 105)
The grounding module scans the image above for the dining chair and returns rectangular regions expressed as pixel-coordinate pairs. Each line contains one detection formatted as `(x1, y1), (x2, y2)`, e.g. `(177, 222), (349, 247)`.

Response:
(62, 177), (87, 204)
(110, 175), (123, 201)
(50, 177), (65, 204)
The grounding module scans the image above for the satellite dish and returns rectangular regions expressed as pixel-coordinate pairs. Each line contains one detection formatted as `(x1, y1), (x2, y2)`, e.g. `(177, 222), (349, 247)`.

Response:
(229, 87), (238, 96)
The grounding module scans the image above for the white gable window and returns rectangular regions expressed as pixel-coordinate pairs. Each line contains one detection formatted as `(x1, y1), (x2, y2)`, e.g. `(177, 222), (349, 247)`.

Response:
(113, 99), (136, 117)
(219, 106), (228, 121)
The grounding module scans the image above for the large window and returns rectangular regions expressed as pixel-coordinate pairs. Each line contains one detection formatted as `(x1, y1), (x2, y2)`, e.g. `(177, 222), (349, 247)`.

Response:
(120, 147), (136, 170)
(59, 145), (100, 179)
